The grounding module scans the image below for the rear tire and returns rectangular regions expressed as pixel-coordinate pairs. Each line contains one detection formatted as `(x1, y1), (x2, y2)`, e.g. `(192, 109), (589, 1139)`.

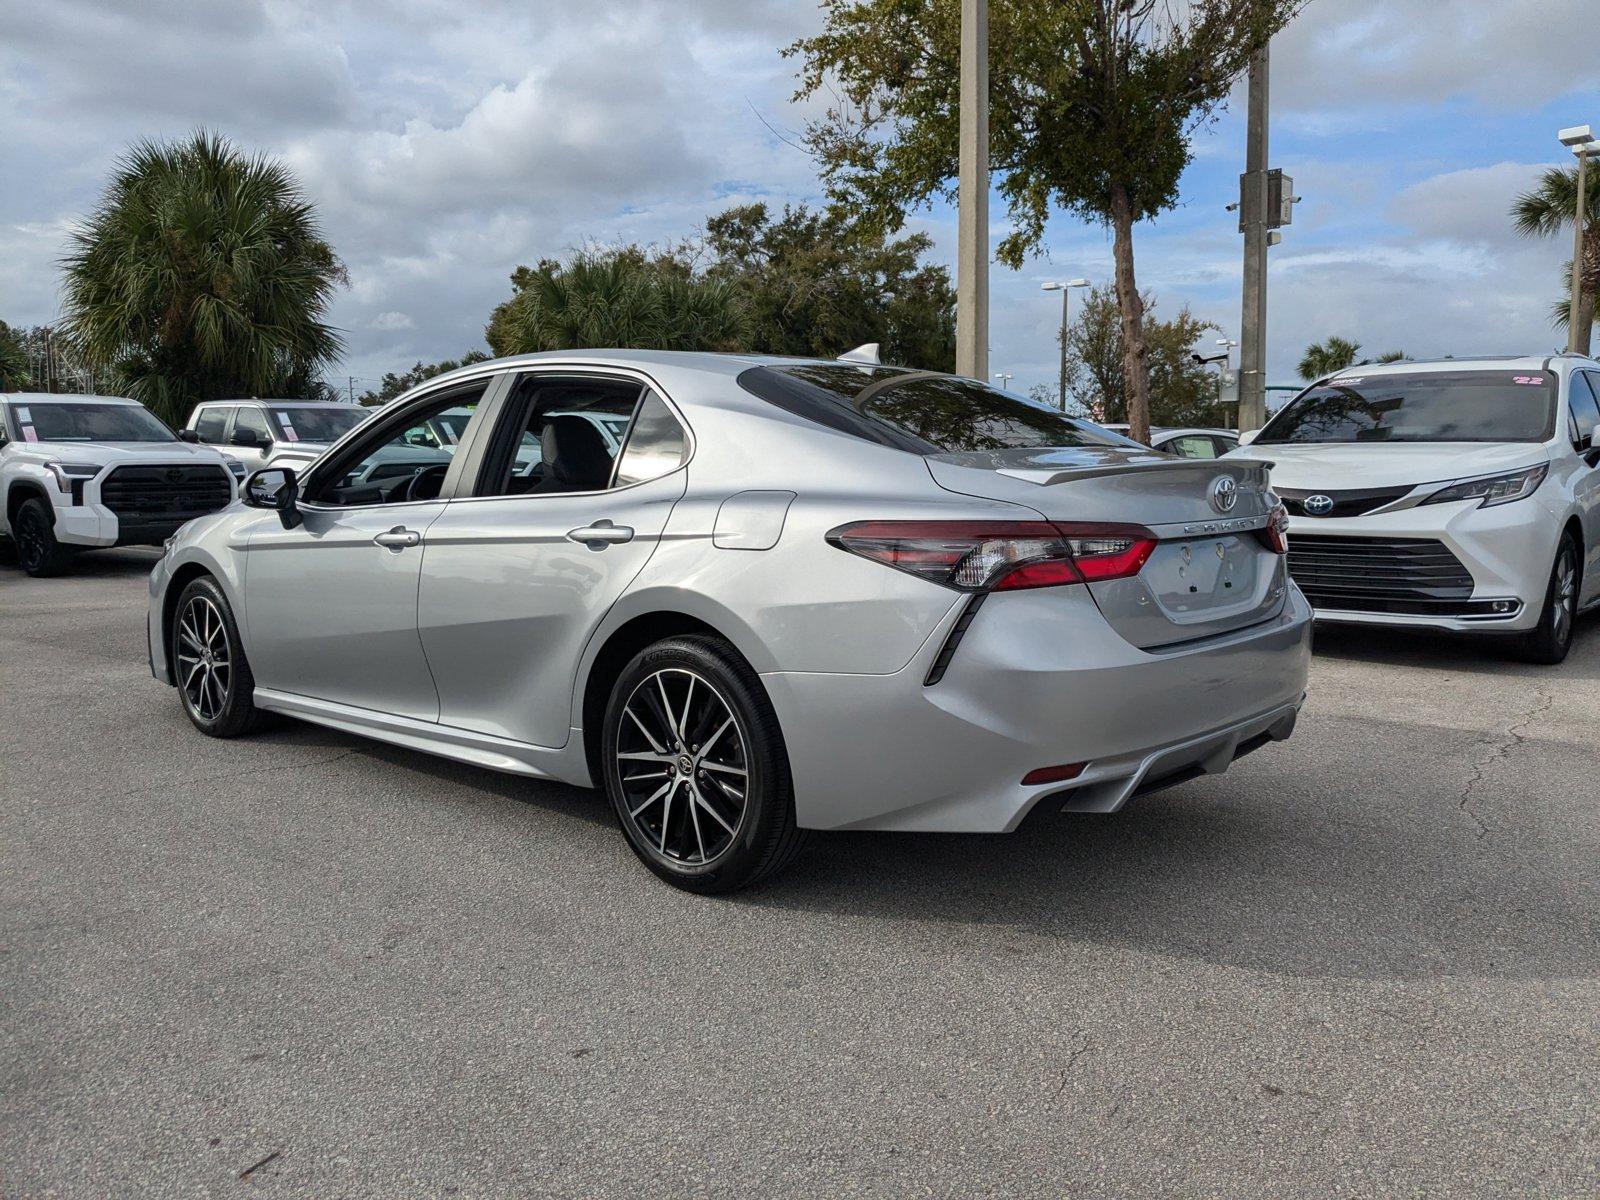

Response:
(1513, 533), (1579, 665)
(172, 575), (268, 737)
(15, 498), (72, 577)
(601, 634), (806, 893)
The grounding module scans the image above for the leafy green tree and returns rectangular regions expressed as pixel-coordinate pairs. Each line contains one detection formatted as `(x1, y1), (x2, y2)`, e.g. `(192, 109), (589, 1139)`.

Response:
(357, 351), (490, 407)
(0, 322), (31, 391)
(486, 249), (744, 357)
(787, 0), (1304, 443)
(1297, 336), (1362, 381)
(1063, 284), (1221, 426)
(704, 203), (955, 369)
(60, 130), (347, 425)
(1374, 350), (1408, 364)
(1512, 164), (1599, 351)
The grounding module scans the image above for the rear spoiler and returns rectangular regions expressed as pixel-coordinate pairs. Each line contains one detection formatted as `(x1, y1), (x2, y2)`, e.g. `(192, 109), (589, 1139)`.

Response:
(997, 459), (1274, 487)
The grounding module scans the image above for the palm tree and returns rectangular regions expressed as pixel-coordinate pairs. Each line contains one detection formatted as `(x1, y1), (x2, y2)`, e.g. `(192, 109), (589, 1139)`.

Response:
(1298, 336), (1362, 381)
(1512, 164), (1600, 352)
(0, 322), (29, 391)
(60, 131), (347, 424)
(486, 251), (745, 356)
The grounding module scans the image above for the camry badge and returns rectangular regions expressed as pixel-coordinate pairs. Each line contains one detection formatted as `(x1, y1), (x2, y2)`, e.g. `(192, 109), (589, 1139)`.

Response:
(1208, 475), (1239, 514)
(1304, 493), (1335, 517)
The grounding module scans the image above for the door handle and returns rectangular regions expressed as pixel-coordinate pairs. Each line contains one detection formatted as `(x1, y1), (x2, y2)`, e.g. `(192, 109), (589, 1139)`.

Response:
(566, 520), (634, 546)
(373, 526), (422, 550)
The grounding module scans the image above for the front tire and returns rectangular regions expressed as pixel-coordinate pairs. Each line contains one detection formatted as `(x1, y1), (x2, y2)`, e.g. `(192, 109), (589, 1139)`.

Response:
(1513, 533), (1580, 665)
(172, 576), (267, 737)
(15, 498), (72, 577)
(601, 635), (805, 893)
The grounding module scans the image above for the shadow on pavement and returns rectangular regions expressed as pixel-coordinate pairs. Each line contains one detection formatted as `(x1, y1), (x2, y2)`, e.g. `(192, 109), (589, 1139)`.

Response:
(1310, 611), (1600, 679)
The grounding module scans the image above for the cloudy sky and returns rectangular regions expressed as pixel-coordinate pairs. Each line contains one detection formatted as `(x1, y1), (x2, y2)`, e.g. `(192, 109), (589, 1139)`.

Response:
(3, 0), (1597, 398)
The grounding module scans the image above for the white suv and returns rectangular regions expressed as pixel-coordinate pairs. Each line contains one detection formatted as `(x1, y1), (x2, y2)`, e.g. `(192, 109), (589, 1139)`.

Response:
(1231, 355), (1600, 663)
(0, 393), (241, 576)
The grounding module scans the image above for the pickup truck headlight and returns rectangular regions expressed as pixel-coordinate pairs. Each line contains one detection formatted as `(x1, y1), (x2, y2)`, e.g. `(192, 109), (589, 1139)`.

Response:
(1420, 463), (1548, 509)
(44, 462), (101, 492)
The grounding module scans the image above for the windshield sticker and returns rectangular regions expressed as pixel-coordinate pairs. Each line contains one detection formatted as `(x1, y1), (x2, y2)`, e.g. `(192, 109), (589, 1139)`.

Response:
(281, 424), (299, 441)
(22, 425), (39, 442)
(1513, 376), (1544, 385)
(16, 406), (30, 422)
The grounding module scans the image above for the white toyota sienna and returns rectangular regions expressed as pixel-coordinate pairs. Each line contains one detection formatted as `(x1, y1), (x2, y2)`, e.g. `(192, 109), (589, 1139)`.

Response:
(1231, 355), (1600, 663)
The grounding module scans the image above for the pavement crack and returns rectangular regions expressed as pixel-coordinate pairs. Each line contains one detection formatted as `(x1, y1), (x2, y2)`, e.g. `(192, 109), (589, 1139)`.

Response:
(1050, 1032), (1093, 1100)
(1457, 689), (1552, 839)
(239, 1150), (281, 1179)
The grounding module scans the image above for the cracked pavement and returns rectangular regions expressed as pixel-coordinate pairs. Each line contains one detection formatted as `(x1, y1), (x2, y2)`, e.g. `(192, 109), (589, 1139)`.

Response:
(3, 551), (1598, 1197)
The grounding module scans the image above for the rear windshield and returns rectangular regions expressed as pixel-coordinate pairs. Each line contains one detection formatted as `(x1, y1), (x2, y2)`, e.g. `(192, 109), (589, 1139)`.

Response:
(737, 364), (1136, 454)
(272, 406), (366, 443)
(7, 401), (174, 443)
(1257, 370), (1557, 444)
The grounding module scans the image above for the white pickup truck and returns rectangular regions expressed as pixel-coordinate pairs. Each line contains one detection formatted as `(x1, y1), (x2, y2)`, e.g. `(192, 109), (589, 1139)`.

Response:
(0, 393), (243, 576)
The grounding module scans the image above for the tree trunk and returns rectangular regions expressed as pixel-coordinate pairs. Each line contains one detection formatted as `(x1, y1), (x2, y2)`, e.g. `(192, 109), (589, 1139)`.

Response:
(1109, 184), (1151, 443)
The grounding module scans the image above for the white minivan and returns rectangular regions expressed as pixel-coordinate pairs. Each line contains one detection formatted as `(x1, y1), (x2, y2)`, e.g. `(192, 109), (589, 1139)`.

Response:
(1230, 355), (1600, 663)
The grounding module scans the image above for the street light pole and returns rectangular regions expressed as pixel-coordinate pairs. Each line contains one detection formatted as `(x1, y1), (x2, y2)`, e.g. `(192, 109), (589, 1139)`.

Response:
(1041, 279), (1088, 411)
(1238, 44), (1270, 432)
(956, 0), (989, 380)
(1560, 126), (1596, 353)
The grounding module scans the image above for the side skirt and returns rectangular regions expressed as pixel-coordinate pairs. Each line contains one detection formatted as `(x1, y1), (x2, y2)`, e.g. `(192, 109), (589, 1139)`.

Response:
(252, 688), (593, 786)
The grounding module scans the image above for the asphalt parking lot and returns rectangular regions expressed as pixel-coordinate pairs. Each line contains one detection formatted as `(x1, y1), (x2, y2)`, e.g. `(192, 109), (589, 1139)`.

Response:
(3, 550), (1597, 1197)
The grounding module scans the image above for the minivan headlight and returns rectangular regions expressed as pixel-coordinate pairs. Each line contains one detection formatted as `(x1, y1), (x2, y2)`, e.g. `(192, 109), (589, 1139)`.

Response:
(1420, 463), (1548, 509)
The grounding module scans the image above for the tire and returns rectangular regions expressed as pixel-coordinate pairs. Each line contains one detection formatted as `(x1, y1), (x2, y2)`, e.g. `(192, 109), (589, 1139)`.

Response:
(171, 575), (268, 737)
(1513, 533), (1580, 665)
(600, 634), (806, 893)
(14, 498), (72, 577)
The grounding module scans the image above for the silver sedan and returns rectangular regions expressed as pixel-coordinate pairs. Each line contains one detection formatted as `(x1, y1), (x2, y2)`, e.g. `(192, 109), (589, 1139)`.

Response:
(148, 351), (1312, 892)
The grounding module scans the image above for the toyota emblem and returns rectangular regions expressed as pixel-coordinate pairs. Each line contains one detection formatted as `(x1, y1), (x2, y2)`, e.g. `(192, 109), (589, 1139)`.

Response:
(164, 468), (184, 483)
(1304, 493), (1335, 517)
(1208, 475), (1239, 514)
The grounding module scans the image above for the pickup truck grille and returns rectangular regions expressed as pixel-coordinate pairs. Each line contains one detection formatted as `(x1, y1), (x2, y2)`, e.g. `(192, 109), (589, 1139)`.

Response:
(1287, 534), (1476, 614)
(100, 465), (233, 521)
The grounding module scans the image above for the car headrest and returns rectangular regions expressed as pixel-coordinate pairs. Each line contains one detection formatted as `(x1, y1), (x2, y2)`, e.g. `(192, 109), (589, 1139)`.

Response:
(540, 415), (613, 491)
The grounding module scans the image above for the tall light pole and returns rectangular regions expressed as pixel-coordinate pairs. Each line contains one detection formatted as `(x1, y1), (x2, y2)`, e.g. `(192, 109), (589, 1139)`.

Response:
(1238, 44), (1270, 432)
(1041, 279), (1089, 410)
(993, 372), (1013, 390)
(1559, 125), (1596, 353)
(956, 0), (989, 380)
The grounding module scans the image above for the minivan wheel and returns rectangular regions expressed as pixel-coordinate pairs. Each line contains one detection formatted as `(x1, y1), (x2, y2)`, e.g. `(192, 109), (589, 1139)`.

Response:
(1513, 534), (1580, 665)
(601, 635), (805, 893)
(172, 576), (267, 737)
(15, 498), (71, 577)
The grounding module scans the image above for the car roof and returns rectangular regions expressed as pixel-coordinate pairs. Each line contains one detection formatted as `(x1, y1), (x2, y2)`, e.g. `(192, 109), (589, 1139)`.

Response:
(197, 398), (350, 407)
(0, 392), (140, 405)
(420, 348), (881, 389)
(1317, 355), (1595, 381)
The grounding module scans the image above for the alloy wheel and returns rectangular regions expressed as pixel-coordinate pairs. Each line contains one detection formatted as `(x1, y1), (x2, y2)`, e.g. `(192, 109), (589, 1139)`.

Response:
(615, 667), (749, 865)
(17, 508), (46, 572)
(1552, 545), (1577, 646)
(177, 595), (232, 723)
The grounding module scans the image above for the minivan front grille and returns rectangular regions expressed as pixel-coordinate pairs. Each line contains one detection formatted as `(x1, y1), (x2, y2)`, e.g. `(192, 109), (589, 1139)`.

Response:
(1277, 486), (1412, 519)
(1287, 534), (1476, 614)
(100, 465), (233, 520)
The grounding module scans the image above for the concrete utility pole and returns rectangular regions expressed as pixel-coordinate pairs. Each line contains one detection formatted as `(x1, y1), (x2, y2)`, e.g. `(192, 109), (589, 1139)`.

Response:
(956, 0), (989, 381)
(1238, 45), (1270, 432)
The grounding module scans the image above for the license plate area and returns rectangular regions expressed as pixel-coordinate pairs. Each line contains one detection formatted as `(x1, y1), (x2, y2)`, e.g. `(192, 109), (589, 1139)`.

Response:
(1144, 534), (1265, 618)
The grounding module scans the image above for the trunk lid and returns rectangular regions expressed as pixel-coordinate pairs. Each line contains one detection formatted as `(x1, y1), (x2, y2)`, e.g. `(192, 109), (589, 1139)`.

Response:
(925, 447), (1288, 648)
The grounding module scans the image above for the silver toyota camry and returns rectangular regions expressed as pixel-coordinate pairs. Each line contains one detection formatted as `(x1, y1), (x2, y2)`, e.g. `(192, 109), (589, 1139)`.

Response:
(148, 350), (1312, 892)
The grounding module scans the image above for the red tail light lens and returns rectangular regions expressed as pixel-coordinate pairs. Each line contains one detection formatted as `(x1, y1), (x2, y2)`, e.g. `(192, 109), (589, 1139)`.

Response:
(1258, 502), (1289, 555)
(827, 521), (1157, 593)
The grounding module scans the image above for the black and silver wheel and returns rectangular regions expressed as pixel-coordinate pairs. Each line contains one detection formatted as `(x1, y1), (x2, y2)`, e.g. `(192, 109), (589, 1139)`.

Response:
(15, 498), (71, 577)
(1514, 533), (1580, 665)
(601, 635), (805, 893)
(172, 576), (266, 737)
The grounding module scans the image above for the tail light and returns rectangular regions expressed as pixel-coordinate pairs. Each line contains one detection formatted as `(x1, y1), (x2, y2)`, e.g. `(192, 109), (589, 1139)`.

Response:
(826, 521), (1158, 593)
(1257, 503), (1289, 555)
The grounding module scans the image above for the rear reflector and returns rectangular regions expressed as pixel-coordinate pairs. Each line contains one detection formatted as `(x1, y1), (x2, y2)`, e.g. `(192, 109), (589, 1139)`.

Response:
(827, 520), (1157, 593)
(1021, 762), (1087, 786)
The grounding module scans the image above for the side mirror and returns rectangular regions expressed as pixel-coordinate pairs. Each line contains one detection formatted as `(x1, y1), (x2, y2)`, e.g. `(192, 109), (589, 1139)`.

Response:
(243, 466), (302, 529)
(231, 428), (268, 448)
(177, 429), (200, 443)
(1237, 429), (1260, 447)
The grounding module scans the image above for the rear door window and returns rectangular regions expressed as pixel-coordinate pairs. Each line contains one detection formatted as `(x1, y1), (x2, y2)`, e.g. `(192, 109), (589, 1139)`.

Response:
(195, 406), (231, 443)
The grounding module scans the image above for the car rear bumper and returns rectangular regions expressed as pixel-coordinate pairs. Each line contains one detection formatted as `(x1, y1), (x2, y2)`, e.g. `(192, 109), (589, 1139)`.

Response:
(761, 582), (1313, 832)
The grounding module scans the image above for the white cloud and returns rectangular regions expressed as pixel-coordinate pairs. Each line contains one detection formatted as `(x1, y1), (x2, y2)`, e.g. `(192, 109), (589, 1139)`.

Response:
(369, 311), (415, 331)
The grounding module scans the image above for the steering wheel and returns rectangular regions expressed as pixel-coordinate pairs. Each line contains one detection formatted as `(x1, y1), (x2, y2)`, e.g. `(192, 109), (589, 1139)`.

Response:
(398, 463), (448, 502)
